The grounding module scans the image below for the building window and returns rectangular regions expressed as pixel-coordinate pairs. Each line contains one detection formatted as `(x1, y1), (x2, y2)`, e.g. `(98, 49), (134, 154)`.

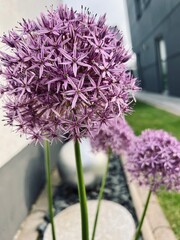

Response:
(135, 0), (151, 19)
(136, 53), (142, 78)
(136, 53), (144, 88)
(143, 0), (151, 8)
(135, 0), (143, 19)
(155, 38), (168, 93)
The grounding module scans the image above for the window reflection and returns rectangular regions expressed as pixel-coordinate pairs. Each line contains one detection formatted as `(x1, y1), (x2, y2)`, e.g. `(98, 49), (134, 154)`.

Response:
(156, 38), (168, 93)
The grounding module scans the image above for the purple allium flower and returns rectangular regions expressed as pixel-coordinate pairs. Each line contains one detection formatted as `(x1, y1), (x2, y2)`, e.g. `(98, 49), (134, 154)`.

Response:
(90, 118), (135, 155)
(0, 5), (139, 142)
(127, 129), (180, 192)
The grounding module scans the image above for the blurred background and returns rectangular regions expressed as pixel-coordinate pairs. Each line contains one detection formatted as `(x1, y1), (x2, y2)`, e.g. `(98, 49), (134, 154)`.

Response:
(1, 0), (180, 165)
(127, 0), (180, 97)
(0, 1), (180, 240)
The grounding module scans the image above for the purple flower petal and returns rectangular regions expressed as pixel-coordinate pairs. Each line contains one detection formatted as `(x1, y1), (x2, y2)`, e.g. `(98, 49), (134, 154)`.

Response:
(0, 5), (139, 142)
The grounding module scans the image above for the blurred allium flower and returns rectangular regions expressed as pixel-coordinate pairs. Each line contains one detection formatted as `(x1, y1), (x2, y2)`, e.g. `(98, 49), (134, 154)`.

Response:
(127, 129), (180, 191)
(0, 5), (138, 142)
(90, 118), (135, 154)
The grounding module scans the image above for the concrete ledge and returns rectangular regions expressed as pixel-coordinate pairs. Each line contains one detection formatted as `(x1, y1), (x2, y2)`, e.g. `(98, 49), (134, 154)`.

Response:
(136, 92), (180, 116)
(14, 169), (61, 240)
(121, 156), (177, 240)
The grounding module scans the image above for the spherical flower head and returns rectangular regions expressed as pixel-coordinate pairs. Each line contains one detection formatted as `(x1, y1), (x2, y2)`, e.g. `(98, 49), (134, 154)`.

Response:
(90, 117), (135, 155)
(0, 5), (139, 143)
(127, 129), (180, 192)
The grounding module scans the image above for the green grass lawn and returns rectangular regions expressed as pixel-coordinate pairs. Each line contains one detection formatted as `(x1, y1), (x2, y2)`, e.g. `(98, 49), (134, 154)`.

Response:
(126, 101), (180, 240)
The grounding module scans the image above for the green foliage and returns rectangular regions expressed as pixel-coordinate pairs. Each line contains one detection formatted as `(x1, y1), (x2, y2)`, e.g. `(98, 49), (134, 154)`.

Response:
(126, 101), (180, 240)
(127, 101), (180, 138)
(158, 191), (180, 240)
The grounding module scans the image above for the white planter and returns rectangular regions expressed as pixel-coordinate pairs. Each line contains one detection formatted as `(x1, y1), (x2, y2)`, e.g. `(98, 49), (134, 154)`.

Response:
(44, 200), (135, 240)
(58, 138), (108, 187)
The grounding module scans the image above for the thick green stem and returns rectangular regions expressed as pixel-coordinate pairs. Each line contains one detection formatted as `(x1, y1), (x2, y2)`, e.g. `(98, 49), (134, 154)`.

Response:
(134, 190), (152, 240)
(74, 139), (89, 240)
(91, 148), (111, 240)
(44, 140), (56, 240)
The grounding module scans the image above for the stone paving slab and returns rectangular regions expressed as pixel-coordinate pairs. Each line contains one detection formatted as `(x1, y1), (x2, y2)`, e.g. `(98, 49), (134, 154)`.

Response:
(44, 200), (135, 240)
(14, 211), (45, 240)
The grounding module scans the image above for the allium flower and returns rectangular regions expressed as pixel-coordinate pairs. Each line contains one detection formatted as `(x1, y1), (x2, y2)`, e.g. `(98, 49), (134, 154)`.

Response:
(0, 5), (138, 142)
(127, 129), (180, 191)
(90, 118), (135, 154)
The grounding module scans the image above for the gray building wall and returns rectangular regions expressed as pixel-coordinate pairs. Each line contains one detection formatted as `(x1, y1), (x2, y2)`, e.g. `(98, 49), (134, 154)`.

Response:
(0, 142), (61, 240)
(126, 0), (180, 97)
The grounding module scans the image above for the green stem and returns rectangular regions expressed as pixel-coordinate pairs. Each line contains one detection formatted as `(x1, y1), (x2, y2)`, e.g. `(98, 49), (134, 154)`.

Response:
(91, 148), (111, 240)
(74, 139), (89, 240)
(134, 190), (152, 240)
(44, 140), (56, 240)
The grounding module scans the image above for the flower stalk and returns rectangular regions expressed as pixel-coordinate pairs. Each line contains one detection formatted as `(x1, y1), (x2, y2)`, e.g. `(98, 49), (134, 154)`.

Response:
(44, 140), (56, 240)
(134, 190), (152, 240)
(74, 139), (89, 240)
(91, 148), (111, 240)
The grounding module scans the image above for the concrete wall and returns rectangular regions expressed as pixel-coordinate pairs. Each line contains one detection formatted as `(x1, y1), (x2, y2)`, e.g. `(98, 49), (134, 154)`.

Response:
(126, 0), (180, 97)
(0, 142), (61, 240)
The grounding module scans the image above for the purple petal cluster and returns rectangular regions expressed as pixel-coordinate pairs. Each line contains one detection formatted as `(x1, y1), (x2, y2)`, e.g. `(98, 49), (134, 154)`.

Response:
(127, 129), (180, 192)
(90, 118), (135, 155)
(0, 5), (138, 142)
